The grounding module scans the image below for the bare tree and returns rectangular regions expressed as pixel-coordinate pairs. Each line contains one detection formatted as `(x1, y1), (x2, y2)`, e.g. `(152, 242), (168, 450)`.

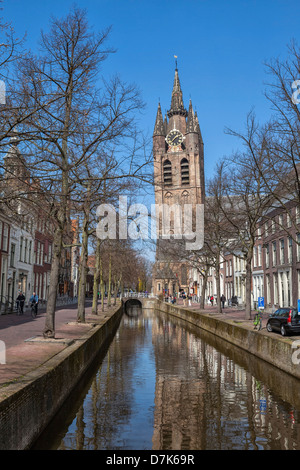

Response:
(13, 7), (145, 337)
(220, 113), (274, 319)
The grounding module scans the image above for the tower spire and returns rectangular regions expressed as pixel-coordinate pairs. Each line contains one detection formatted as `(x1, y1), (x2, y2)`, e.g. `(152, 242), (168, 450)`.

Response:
(153, 102), (165, 136)
(167, 64), (187, 118)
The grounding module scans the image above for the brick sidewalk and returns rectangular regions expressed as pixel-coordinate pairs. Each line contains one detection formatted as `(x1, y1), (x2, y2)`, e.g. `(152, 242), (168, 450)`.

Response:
(0, 300), (119, 387)
(175, 299), (267, 325)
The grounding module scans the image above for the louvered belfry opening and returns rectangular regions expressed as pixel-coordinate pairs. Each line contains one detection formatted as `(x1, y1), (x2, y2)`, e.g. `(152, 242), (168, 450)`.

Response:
(181, 158), (189, 185)
(163, 159), (172, 186)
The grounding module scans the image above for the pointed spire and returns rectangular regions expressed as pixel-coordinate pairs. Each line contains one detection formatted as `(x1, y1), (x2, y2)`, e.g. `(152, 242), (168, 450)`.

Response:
(186, 99), (195, 133)
(153, 102), (165, 136)
(167, 67), (187, 118)
(194, 111), (203, 143)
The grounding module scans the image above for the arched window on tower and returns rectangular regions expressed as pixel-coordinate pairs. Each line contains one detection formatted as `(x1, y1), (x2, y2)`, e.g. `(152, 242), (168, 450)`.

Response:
(163, 159), (172, 186)
(181, 158), (190, 185)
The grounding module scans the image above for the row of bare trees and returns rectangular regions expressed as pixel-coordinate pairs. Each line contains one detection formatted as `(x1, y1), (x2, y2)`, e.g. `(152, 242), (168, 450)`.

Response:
(0, 6), (152, 336)
(175, 41), (300, 319)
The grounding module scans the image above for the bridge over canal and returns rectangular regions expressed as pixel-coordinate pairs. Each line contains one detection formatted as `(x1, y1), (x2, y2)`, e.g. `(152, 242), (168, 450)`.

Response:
(121, 293), (157, 316)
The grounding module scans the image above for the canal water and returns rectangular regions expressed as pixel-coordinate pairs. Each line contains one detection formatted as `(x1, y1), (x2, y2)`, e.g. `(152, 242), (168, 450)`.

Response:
(33, 307), (300, 450)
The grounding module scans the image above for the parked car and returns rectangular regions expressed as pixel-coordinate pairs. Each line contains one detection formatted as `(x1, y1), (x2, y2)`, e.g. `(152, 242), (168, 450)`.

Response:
(266, 308), (300, 336)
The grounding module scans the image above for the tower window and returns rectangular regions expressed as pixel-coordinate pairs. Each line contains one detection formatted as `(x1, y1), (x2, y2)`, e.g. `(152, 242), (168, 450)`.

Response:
(181, 158), (190, 185)
(163, 159), (172, 186)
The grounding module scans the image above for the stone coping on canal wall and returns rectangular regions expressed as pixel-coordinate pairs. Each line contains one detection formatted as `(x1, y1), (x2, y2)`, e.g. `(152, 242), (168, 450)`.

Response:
(0, 305), (123, 450)
(154, 300), (300, 381)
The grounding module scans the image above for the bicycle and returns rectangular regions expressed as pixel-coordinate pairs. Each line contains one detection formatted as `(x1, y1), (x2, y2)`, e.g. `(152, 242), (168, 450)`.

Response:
(253, 311), (263, 330)
(16, 300), (23, 315)
(31, 302), (38, 318)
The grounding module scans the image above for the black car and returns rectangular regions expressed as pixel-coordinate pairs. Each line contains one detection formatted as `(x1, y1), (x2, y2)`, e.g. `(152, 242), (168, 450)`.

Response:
(266, 307), (300, 336)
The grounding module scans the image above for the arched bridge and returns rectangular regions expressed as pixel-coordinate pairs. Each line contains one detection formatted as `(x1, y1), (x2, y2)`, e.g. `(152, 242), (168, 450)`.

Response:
(121, 293), (157, 316)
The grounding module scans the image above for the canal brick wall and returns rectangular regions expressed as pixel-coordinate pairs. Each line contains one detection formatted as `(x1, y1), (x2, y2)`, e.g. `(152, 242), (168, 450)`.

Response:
(154, 300), (300, 381)
(0, 305), (123, 450)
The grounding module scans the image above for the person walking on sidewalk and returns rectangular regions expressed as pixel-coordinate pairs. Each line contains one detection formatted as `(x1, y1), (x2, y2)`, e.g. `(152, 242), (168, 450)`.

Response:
(221, 294), (226, 309)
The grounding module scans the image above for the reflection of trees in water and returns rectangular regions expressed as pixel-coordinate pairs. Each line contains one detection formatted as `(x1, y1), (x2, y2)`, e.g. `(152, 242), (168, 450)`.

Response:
(60, 316), (151, 450)
(151, 312), (300, 450)
(43, 310), (300, 450)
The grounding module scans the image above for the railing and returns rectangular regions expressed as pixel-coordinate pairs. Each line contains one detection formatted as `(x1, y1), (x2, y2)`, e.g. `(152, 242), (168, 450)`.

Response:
(55, 295), (78, 306)
(0, 295), (18, 314)
(122, 292), (157, 299)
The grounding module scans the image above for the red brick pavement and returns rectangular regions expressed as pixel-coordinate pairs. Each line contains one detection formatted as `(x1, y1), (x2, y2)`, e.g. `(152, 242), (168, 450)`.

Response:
(0, 301), (117, 387)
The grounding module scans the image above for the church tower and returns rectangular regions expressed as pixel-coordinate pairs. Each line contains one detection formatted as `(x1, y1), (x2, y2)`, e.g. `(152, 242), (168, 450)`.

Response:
(152, 64), (205, 297)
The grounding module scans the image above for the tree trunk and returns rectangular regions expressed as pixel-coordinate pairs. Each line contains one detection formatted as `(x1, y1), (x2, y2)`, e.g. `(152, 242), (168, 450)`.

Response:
(43, 168), (68, 338)
(245, 255), (252, 320)
(43, 227), (62, 338)
(107, 253), (112, 308)
(100, 258), (105, 312)
(200, 273), (208, 310)
(215, 262), (222, 314)
(77, 214), (89, 323)
(92, 238), (101, 315)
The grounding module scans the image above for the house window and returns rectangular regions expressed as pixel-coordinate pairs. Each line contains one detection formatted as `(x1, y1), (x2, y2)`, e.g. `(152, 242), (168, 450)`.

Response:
(28, 241), (32, 264)
(296, 207), (300, 225)
(10, 243), (16, 268)
(272, 241), (277, 266)
(288, 237), (293, 263)
(180, 158), (190, 185)
(2, 224), (8, 252)
(265, 244), (269, 268)
(20, 237), (23, 261)
(24, 239), (28, 263)
(258, 245), (262, 266)
(253, 247), (257, 267)
(266, 274), (270, 305)
(280, 239), (284, 264)
(273, 273), (278, 304)
(271, 220), (275, 234)
(265, 222), (269, 237)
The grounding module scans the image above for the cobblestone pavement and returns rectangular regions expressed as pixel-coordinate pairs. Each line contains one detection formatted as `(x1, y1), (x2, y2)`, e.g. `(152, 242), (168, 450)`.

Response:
(0, 299), (268, 387)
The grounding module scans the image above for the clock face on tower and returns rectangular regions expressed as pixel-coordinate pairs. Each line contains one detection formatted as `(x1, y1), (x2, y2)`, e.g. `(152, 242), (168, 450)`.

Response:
(166, 129), (183, 147)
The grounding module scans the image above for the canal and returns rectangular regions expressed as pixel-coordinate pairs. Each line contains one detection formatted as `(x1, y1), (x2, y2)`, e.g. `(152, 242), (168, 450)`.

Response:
(33, 307), (300, 450)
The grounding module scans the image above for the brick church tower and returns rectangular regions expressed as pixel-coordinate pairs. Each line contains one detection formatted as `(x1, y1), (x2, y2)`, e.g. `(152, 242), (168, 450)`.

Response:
(152, 64), (205, 297)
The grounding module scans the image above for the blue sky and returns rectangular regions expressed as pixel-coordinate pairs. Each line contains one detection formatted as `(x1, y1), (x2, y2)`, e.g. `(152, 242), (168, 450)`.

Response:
(2, 0), (300, 185)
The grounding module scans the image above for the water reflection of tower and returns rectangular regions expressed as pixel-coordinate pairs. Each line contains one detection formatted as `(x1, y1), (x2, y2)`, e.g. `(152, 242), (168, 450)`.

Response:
(151, 316), (207, 449)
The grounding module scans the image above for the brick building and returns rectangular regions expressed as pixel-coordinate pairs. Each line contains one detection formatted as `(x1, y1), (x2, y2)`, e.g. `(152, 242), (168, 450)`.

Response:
(152, 65), (205, 296)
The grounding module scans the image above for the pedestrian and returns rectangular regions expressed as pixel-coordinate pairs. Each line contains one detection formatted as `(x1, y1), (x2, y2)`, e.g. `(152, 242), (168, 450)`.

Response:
(221, 294), (226, 309)
(182, 291), (186, 306)
(29, 292), (39, 315)
(210, 295), (214, 306)
(16, 291), (25, 314)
